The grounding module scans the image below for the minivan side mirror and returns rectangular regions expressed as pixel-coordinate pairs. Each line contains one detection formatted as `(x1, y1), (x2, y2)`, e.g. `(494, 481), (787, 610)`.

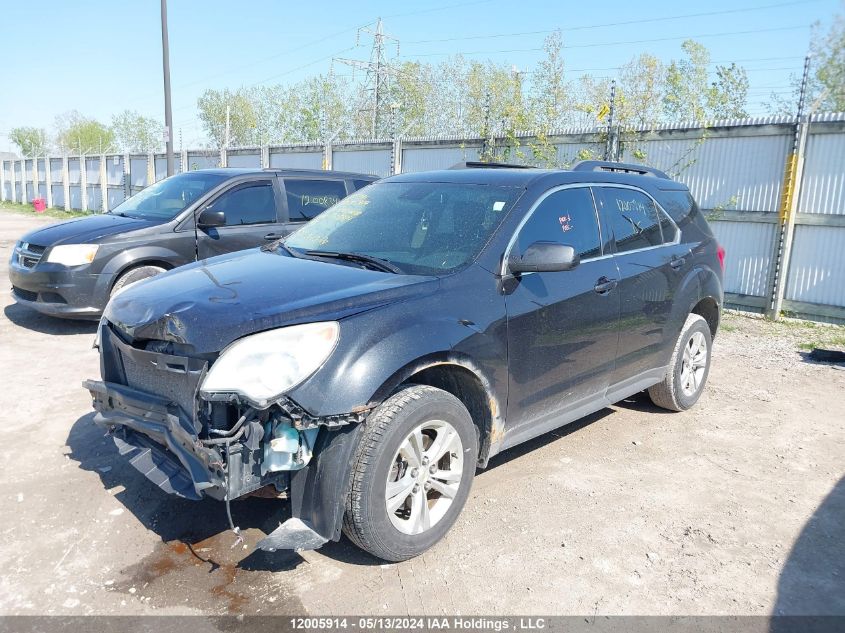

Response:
(508, 241), (580, 274)
(197, 207), (226, 228)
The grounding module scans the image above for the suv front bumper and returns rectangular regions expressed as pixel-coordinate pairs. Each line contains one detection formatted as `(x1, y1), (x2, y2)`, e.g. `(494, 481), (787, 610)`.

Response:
(85, 379), (228, 499)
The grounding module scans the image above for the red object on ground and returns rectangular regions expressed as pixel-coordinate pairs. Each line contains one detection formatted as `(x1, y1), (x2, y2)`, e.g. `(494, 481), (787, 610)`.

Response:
(32, 198), (46, 212)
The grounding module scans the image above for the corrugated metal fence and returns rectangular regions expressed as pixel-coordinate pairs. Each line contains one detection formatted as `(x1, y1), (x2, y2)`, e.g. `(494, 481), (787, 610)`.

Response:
(2, 115), (844, 321)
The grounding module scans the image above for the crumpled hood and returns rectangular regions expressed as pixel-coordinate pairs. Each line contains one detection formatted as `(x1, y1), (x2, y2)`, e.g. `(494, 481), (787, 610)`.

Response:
(105, 248), (439, 353)
(21, 214), (159, 247)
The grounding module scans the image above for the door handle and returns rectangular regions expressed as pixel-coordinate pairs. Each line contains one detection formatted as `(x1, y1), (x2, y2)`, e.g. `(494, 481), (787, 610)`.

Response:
(670, 256), (685, 270)
(264, 233), (284, 240)
(594, 276), (618, 294)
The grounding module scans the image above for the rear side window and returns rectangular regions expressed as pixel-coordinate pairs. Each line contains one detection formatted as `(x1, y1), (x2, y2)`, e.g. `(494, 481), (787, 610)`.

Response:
(353, 179), (374, 191)
(516, 187), (602, 260)
(598, 187), (668, 253)
(212, 180), (277, 226)
(284, 179), (348, 221)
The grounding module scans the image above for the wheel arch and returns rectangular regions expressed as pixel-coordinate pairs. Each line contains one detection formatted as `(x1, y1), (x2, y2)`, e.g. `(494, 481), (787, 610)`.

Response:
(368, 352), (503, 468)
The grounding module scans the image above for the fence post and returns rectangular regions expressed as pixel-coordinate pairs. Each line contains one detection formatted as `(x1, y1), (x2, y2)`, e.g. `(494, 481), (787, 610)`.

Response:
(31, 158), (38, 203)
(80, 155), (89, 211)
(20, 159), (27, 204)
(392, 137), (402, 175)
(766, 117), (810, 319)
(45, 157), (53, 208)
(62, 156), (70, 211)
(100, 154), (109, 213)
(322, 142), (332, 170)
(147, 152), (155, 185)
(123, 153), (131, 200)
(261, 145), (269, 169)
(219, 147), (228, 168)
(0, 160), (6, 202)
(180, 148), (188, 172)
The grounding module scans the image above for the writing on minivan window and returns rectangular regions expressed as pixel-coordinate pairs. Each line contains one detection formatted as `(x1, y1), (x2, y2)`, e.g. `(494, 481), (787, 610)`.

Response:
(302, 194), (341, 209)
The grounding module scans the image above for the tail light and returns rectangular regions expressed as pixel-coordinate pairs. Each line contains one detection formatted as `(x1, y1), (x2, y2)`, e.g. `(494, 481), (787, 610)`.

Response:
(717, 244), (726, 273)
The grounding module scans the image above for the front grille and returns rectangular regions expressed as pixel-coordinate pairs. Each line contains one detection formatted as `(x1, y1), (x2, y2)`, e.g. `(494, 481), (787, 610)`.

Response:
(12, 287), (38, 302)
(103, 325), (208, 420)
(14, 242), (46, 268)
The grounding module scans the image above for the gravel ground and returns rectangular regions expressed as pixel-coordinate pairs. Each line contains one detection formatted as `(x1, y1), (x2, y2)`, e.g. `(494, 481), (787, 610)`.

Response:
(0, 211), (843, 617)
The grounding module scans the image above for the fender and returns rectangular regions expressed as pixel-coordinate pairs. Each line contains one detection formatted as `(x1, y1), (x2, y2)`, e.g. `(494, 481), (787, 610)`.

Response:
(100, 245), (190, 278)
(258, 423), (364, 551)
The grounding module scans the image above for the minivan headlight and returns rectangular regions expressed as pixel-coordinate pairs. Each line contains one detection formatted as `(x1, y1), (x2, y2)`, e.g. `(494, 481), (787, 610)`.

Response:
(200, 322), (339, 408)
(46, 244), (99, 266)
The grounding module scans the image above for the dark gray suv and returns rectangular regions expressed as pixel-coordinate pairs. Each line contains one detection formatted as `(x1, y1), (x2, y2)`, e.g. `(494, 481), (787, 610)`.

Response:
(85, 161), (724, 561)
(9, 168), (376, 318)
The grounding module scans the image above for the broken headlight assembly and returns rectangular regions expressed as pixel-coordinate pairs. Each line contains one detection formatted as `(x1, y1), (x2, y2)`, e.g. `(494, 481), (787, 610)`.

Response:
(199, 321), (339, 408)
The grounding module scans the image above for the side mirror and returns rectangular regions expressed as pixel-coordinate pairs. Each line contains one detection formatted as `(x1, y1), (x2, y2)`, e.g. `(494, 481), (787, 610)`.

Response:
(509, 241), (580, 274)
(197, 207), (225, 228)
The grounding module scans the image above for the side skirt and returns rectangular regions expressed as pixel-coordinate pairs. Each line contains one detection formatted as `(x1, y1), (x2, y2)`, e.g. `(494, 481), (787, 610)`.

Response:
(495, 366), (668, 454)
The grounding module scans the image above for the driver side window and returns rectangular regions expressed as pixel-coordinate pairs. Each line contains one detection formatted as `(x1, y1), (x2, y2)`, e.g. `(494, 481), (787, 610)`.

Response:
(516, 187), (602, 260)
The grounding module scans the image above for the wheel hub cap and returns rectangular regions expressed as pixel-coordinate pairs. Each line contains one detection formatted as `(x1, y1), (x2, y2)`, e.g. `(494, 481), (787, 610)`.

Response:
(680, 331), (708, 397)
(385, 420), (464, 535)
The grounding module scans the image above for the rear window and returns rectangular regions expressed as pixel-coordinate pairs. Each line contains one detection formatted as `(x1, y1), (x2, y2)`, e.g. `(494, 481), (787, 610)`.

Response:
(284, 178), (348, 221)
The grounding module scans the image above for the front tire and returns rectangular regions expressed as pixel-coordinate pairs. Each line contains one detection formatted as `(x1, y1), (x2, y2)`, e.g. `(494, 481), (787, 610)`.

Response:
(648, 313), (713, 411)
(110, 265), (167, 297)
(343, 385), (478, 562)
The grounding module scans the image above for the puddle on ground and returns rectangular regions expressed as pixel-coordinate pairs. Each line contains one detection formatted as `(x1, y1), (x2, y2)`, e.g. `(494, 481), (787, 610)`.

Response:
(115, 528), (305, 614)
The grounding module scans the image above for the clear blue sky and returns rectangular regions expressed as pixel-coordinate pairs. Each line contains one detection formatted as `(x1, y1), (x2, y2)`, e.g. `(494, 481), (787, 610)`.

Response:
(1, 0), (840, 151)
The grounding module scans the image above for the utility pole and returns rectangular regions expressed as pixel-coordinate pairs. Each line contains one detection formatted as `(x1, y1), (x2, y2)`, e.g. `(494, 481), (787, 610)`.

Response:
(335, 18), (400, 138)
(160, 0), (175, 177)
(766, 54), (812, 320)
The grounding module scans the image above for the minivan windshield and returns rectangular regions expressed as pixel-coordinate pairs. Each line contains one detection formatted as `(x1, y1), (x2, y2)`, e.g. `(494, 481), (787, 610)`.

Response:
(111, 172), (229, 221)
(284, 182), (522, 275)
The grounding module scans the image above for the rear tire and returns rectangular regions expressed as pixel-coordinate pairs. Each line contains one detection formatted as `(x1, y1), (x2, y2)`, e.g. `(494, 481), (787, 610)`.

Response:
(343, 384), (477, 562)
(110, 265), (166, 297)
(648, 313), (712, 411)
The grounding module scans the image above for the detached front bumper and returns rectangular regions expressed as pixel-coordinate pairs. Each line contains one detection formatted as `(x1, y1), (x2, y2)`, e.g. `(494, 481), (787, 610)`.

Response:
(85, 379), (227, 500)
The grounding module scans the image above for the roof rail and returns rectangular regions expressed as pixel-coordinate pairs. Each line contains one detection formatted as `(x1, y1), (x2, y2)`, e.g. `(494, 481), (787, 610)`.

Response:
(571, 160), (670, 180)
(449, 161), (535, 170)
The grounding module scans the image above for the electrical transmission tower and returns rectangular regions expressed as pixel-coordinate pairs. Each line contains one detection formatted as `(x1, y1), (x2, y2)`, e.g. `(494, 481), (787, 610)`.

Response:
(335, 18), (400, 138)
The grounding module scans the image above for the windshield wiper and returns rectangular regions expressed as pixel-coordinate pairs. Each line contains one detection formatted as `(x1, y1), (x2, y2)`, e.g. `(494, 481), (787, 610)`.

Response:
(263, 241), (300, 258)
(304, 250), (402, 274)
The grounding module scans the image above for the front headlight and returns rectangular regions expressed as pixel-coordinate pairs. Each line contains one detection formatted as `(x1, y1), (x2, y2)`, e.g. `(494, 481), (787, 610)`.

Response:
(45, 244), (99, 266)
(200, 322), (339, 408)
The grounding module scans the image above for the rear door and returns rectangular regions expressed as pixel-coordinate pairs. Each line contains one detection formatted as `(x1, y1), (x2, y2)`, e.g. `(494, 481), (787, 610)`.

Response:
(503, 185), (621, 444)
(593, 185), (685, 390)
(197, 178), (282, 259)
(280, 177), (351, 236)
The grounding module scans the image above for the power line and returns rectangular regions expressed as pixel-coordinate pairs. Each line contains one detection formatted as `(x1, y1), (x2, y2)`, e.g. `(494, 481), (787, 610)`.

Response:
(403, 0), (820, 44)
(407, 24), (812, 58)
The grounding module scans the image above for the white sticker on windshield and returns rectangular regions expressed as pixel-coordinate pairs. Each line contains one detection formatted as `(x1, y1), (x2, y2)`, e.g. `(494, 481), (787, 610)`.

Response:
(493, 201), (506, 211)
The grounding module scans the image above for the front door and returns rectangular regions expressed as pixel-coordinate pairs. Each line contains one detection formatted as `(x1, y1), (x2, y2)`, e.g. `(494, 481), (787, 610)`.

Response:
(504, 186), (621, 445)
(197, 179), (282, 259)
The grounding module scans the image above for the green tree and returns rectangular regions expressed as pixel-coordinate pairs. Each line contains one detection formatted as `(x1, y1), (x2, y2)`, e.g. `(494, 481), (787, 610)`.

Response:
(529, 31), (570, 130)
(55, 111), (115, 154)
(811, 9), (845, 112)
(617, 54), (666, 129)
(196, 88), (258, 148)
(664, 40), (749, 122)
(9, 126), (48, 157)
(111, 110), (163, 153)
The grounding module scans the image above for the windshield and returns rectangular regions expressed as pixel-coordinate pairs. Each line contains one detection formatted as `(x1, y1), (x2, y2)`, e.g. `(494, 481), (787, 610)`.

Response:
(111, 172), (229, 220)
(285, 182), (522, 275)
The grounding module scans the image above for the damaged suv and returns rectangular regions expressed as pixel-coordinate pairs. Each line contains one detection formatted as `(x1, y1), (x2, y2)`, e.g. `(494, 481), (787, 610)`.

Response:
(85, 161), (724, 561)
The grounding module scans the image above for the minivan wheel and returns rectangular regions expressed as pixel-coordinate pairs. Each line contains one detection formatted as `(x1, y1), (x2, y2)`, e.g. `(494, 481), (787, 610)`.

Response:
(342, 384), (478, 562)
(111, 265), (167, 297)
(648, 313), (712, 411)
